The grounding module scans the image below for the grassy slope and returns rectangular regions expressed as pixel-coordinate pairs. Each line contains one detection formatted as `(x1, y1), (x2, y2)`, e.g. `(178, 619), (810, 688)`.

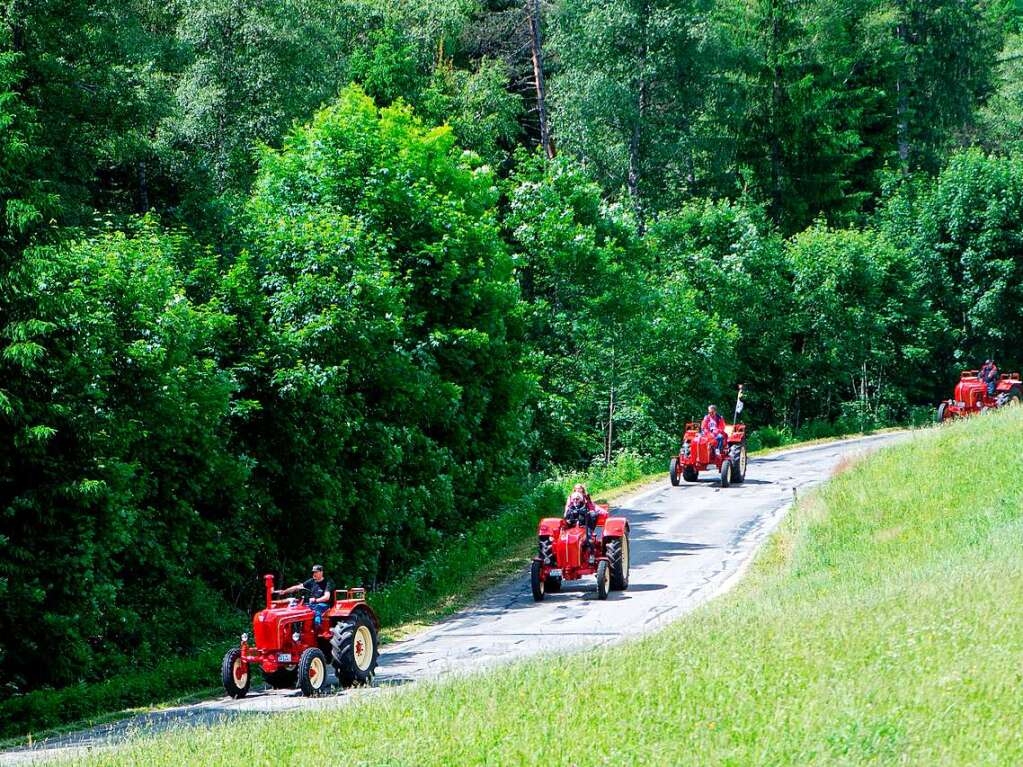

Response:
(93, 410), (1023, 766)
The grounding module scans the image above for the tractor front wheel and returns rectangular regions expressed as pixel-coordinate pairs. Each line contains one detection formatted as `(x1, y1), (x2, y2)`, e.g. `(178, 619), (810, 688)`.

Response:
(669, 457), (680, 486)
(297, 647), (329, 696)
(596, 560), (610, 600)
(607, 534), (630, 591)
(719, 459), (732, 488)
(682, 465), (698, 482)
(530, 559), (546, 601)
(221, 648), (250, 699)
(264, 667), (298, 689)
(936, 402), (948, 422)
(331, 610), (379, 688)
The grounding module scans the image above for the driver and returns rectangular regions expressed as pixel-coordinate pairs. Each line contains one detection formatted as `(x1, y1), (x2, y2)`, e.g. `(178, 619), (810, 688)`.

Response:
(701, 404), (726, 455)
(274, 564), (335, 627)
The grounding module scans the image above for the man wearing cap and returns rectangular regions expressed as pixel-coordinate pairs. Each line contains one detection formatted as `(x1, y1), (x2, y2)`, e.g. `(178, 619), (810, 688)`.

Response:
(701, 404), (727, 456)
(275, 565), (335, 627)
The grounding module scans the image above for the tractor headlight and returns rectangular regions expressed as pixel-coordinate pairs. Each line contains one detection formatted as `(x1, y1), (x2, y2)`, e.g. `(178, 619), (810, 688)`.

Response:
(241, 632), (248, 643)
(292, 631), (301, 642)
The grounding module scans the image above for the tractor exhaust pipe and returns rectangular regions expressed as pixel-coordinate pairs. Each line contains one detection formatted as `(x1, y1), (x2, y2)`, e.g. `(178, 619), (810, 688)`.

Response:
(264, 574), (274, 609)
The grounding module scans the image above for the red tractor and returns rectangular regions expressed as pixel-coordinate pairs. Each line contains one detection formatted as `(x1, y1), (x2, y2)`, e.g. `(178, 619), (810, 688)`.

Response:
(936, 371), (1022, 421)
(669, 421), (748, 487)
(222, 574), (380, 698)
(531, 503), (630, 601)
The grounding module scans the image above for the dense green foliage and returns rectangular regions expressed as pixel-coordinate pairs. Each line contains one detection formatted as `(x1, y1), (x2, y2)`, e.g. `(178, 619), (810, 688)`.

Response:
(1, 0), (1022, 712)
(86, 410), (1023, 766)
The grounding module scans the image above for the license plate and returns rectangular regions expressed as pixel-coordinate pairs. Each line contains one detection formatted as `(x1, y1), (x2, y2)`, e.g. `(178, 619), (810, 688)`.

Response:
(549, 569), (562, 578)
(277, 653), (292, 663)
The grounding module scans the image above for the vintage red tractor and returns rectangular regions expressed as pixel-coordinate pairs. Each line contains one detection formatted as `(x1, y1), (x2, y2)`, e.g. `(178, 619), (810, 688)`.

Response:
(936, 370), (1022, 421)
(531, 503), (630, 601)
(669, 421), (748, 487)
(222, 574), (380, 698)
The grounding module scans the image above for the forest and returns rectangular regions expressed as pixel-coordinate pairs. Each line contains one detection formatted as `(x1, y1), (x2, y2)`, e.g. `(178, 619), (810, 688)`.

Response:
(2, 0), (1023, 698)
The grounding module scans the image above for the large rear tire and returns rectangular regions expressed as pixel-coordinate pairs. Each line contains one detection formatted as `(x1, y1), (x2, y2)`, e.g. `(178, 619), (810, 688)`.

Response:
(729, 442), (747, 484)
(607, 534), (630, 591)
(221, 648), (250, 699)
(596, 560), (610, 600)
(530, 559), (546, 602)
(669, 457), (680, 486)
(263, 667), (298, 689)
(1005, 386), (1022, 407)
(331, 610), (379, 687)
(719, 459), (732, 488)
(297, 647), (328, 696)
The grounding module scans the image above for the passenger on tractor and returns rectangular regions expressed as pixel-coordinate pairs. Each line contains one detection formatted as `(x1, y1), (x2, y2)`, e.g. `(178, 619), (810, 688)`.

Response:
(274, 564), (335, 627)
(564, 490), (598, 550)
(564, 483), (595, 514)
(701, 404), (726, 455)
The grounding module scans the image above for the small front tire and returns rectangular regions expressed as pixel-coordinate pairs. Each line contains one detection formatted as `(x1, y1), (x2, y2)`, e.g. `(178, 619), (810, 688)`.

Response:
(720, 459), (732, 488)
(596, 560), (610, 600)
(669, 457), (680, 486)
(531, 559), (546, 602)
(936, 402), (948, 422)
(222, 648), (250, 699)
(297, 647), (329, 696)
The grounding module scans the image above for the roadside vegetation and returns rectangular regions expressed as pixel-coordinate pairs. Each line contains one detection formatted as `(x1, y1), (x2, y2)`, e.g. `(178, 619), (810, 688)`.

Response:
(93, 408), (1023, 766)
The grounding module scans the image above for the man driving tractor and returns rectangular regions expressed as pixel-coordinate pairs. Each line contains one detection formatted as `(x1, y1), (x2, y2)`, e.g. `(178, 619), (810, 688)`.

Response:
(701, 404), (726, 455)
(274, 564), (335, 627)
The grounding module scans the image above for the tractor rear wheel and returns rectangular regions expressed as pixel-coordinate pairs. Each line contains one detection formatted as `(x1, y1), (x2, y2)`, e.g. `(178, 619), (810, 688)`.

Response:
(607, 534), (630, 591)
(729, 442), (748, 484)
(669, 458), (680, 486)
(719, 459), (732, 488)
(297, 647), (328, 696)
(1005, 387), (1022, 407)
(263, 667), (298, 689)
(530, 559), (546, 601)
(221, 648), (250, 699)
(596, 560), (610, 600)
(682, 465), (698, 482)
(331, 610), (379, 687)
(935, 402), (947, 422)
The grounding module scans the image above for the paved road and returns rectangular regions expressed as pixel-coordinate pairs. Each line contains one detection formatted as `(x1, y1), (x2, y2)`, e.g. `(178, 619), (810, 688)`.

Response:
(3, 431), (912, 764)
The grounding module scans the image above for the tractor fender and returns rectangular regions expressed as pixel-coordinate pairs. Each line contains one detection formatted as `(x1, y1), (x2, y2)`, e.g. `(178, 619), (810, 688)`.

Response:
(538, 517), (563, 537)
(329, 601), (380, 631)
(603, 517), (629, 538)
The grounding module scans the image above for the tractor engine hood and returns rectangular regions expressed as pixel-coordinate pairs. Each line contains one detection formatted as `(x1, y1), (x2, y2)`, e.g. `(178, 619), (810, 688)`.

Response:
(252, 605), (311, 648)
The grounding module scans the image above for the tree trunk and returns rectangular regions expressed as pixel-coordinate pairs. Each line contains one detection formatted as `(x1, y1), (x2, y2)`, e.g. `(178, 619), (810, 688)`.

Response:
(627, 6), (648, 236)
(138, 160), (150, 213)
(527, 0), (555, 160)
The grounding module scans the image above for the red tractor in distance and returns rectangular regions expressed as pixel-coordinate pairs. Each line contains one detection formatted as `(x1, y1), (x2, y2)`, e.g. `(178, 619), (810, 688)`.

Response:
(222, 574), (380, 698)
(531, 503), (630, 601)
(936, 371), (1022, 421)
(669, 421), (748, 487)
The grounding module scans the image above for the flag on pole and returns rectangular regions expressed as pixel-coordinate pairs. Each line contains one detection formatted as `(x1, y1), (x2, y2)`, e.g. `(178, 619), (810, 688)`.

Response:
(734, 384), (745, 422)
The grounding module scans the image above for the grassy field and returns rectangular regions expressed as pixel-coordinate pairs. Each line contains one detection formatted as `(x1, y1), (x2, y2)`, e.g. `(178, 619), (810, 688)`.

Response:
(86, 409), (1023, 766)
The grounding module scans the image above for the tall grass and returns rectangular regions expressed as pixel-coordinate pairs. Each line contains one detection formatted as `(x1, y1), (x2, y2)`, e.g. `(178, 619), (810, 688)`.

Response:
(92, 409), (1023, 766)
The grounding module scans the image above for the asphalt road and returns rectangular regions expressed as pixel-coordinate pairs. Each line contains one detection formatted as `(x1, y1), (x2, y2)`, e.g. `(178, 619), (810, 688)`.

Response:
(3, 431), (911, 764)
